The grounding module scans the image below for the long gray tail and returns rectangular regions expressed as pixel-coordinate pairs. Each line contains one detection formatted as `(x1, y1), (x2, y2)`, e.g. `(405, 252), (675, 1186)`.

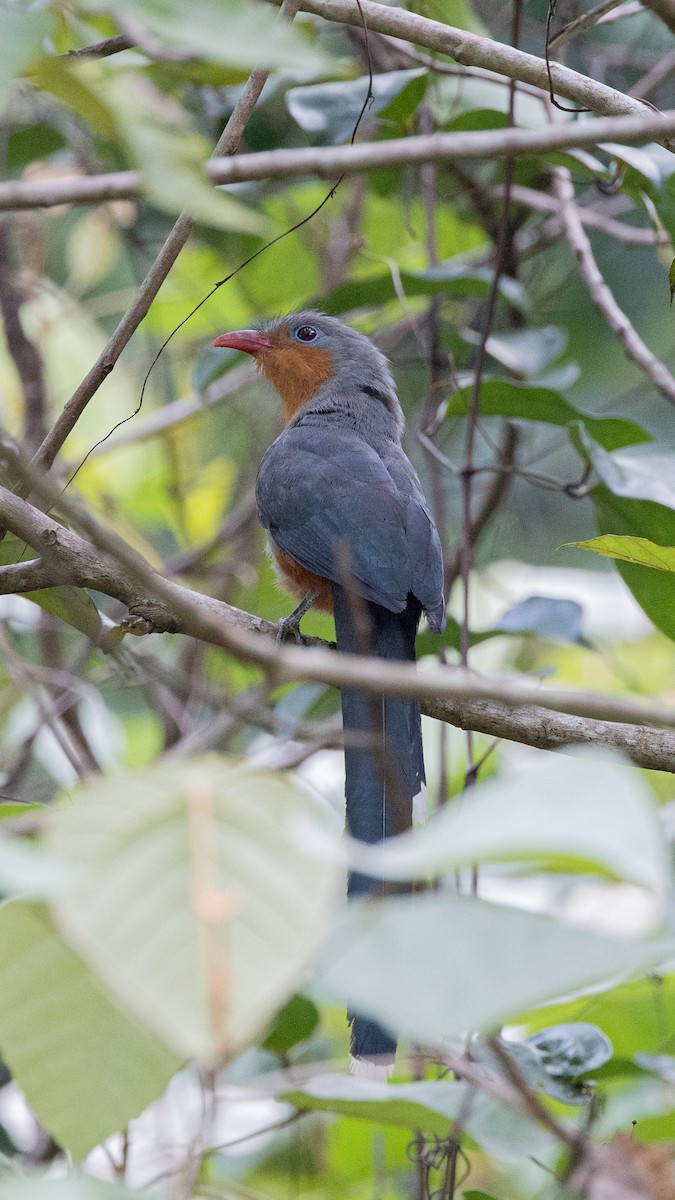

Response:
(332, 584), (423, 1067)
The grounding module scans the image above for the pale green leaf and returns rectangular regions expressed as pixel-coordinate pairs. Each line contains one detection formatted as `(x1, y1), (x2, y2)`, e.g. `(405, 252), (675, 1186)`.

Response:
(81, 0), (327, 73)
(47, 757), (342, 1061)
(315, 894), (672, 1046)
(0, 1179), (143, 1200)
(340, 752), (671, 897)
(0, 902), (180, 1160)
(570, 535), (675, 574)
(281, 1075), (554, 1162)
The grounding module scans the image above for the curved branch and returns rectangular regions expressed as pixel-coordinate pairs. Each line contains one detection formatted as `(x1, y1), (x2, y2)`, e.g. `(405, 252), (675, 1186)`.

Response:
(2, 478), (675, 776)
(288, 0), (657, 120)
(553, 165), (675, 407)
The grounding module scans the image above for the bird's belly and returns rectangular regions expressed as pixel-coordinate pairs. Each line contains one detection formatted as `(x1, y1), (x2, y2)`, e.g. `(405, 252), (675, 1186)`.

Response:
(269, 542), (334, 613)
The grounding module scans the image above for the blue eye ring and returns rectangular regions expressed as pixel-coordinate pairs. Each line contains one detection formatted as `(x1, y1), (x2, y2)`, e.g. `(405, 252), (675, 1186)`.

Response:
(293, 324), (320, 343)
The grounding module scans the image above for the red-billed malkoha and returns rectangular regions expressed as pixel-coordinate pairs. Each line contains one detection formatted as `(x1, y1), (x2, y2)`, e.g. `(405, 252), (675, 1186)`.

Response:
(213, 313), (445, 1074)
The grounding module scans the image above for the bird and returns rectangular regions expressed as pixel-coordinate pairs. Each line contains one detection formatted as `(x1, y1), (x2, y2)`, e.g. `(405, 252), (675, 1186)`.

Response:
(213, 312), (445, 1075)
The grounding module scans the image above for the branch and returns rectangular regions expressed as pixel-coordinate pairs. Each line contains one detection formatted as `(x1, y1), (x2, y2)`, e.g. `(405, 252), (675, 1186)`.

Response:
(553, 165), (675, 408)
(0, 220), (48, 450)
(286, 0), (658, 120)
(489, 183), (671, 246)
(2, 470), (675, 771)
(2, 109), (675, 214)
(62, 35), (133, 60)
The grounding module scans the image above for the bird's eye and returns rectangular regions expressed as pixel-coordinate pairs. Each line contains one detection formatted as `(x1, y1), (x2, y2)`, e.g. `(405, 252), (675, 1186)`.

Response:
(295, 325), (318, 342)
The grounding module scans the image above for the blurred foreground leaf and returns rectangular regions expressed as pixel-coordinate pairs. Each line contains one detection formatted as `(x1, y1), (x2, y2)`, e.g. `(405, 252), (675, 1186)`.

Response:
(315, 893), (672, 1046)
(48, 757), (342, 1061)
(0, 902), (180, 1160)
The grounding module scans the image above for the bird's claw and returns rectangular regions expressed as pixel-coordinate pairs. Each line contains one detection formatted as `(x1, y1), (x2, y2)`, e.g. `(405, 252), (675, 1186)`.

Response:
(275, 614), (304, 645)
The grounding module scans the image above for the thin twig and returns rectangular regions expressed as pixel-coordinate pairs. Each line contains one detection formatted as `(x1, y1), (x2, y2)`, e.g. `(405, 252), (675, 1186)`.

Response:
(549, 0), (634, 48)
(62, 35), (133, 60)
(0, 220), (48, 451)
(553, 165), (675, 407)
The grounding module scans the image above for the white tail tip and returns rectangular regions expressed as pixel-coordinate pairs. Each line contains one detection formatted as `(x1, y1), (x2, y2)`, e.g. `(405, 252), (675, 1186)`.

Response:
(350, 1055), (395, 1082)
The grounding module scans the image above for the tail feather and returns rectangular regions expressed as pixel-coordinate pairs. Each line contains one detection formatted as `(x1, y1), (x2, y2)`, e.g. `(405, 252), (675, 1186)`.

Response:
(332, 584), (423, 1069)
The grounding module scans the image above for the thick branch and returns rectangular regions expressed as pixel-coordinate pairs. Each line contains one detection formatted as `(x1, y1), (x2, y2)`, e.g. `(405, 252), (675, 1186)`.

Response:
(286, 0), (657, 119)
(2, 480), (675, 770)
(2, 109), (675, 214)
(553, 166), (675, 407)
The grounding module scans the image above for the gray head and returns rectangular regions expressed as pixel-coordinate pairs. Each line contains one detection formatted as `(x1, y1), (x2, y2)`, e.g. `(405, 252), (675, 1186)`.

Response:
(213, 311), (403, 437)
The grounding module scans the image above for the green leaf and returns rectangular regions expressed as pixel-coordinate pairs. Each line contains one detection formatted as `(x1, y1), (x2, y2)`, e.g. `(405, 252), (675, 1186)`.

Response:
(315, 893), (672, 1047)
(341, 751), (670, 897)
(470, 1035), (589, 1105)
(23, 587), (102, 641)
(317, 266), (528, 316)
(459, 325), (568, 377)
(263, 994), (319, 1055)
(0, 1179), (144, 1200)
(0, 902), (180, 1160)
(31, 57), (118, 139)
(495, 596), (583, 643)
(528, 1022), (613, 1077)
(81, 0), (327, 72)
(287, 70), (427, 145)
(445, 380), (648, 451)
(579, 432), (675, 509)
(0, 534), (102, 640)
(47, 756), (342, 1061)
(280, 1075), (554, 1162)
(6, 123), (66, 171)
(570, 535), (675, 574)
(0, 837), (66, 898)
(591, 486), (675, 641)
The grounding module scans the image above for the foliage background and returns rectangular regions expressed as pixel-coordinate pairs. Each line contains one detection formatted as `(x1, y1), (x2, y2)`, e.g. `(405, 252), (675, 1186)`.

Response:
(1, 0), (675, 1196)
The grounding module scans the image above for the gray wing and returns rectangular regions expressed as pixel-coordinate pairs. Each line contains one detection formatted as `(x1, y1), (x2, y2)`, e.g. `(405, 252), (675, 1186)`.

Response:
(256, 424), (444, 625)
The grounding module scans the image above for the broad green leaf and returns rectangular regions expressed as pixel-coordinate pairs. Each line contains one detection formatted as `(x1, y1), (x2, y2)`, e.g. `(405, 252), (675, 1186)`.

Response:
(341, 752), (670, 897)
(315, 893), (672, 1047)
(495, 596), (583, 643)
(47, 757), (342, 1061)
(444, 380), (648, 450)
(280, 1075), (554, 1162)
(591, 486), (675, 641)
(287, 70), (427, 145)
(0, 1179), (143, 1200)
(470, 1034), (590, 1105)
(81, 0), (327, 72)
(0, 902), (180, 1160)
(599, 143), (663, 190)
(570, 535), (675, 575)
(0, 534), (102, 640)
(459, 325), (568, 377)
(318, 266), (528, 316)
(31, 57), (117, 138)
(579, 432), (675, 509)
(263, 994), (319, 1055)
(528, 1023), (613, 1077)
(22, 587), (102, 641)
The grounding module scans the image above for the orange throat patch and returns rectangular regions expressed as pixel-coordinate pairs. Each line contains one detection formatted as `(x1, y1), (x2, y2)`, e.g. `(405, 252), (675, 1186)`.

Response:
(258, 338), (334, 422)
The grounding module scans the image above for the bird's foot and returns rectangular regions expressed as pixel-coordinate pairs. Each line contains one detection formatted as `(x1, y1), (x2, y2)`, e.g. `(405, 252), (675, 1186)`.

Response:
(275, 590), (319, 645)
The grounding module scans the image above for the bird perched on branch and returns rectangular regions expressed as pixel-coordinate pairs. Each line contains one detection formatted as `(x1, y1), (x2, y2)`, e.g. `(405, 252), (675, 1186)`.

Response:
(213, 312), (445, 1075)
